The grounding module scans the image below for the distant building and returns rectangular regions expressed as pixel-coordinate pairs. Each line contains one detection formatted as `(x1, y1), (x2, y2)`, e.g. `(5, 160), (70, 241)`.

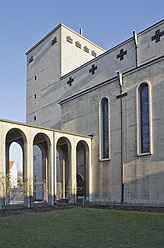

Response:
(9, 161), (18, 188)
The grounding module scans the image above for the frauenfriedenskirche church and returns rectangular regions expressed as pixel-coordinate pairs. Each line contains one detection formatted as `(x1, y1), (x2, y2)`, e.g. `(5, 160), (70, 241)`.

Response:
(0, 20), (164, 208)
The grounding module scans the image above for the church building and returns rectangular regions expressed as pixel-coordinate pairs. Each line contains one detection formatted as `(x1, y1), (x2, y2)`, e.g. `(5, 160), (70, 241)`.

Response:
(0, 19), (164, 208)
(25, 19), (164, 205)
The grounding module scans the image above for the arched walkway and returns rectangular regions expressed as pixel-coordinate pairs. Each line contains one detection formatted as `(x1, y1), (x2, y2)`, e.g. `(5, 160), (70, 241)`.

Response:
(76, 141), (90, 201)
(5, 128), (27, 206)
(33, 133), (52, 203)
(0, 119), (91, 209)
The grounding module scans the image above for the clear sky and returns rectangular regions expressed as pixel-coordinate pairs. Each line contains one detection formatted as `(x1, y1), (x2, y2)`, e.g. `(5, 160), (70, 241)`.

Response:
(0, 0), (164, 123)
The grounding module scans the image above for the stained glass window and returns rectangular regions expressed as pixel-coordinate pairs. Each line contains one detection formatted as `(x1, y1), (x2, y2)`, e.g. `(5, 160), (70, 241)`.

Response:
(102, 98), (109, 159)
(140, 84), (150, 153)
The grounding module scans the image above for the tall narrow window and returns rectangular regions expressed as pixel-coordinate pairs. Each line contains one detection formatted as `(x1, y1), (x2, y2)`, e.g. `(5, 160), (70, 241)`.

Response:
(139, 84), (150, 153)
(102, 98), (109, 159)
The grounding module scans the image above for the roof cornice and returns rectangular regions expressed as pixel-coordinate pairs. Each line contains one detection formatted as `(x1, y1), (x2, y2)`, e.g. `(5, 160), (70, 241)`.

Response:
(26, 23), (105, 55)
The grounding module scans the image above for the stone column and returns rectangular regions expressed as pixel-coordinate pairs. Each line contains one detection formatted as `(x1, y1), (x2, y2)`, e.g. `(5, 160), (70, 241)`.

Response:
(48, 140), (54, 206)
(88, 142), (92, 202)
(24, 133), (33, 208)
(69, 139), (76, 204)
(42, 157), (47, 202)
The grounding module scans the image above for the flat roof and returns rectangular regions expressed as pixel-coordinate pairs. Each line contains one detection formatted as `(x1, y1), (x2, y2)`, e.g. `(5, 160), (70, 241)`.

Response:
(0, 118), (92, 139)
(26, 23), (106, 55)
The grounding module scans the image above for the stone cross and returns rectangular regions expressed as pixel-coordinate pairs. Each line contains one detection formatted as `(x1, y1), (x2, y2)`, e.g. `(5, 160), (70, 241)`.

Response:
(117, 49), (127, 61)
(89, 64), (97, 75)
(51, 37), (57, 45)
(151, 29), (164, 43)
(67, 77), (74, 86)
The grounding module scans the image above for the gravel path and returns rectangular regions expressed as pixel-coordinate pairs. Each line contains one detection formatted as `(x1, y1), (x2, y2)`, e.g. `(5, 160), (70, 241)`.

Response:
(0, 203), (164, 218)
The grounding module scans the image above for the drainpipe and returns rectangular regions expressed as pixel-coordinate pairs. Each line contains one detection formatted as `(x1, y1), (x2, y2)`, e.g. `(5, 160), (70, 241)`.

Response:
(133, 30), (138, 67)
(116, 70), (124, 204)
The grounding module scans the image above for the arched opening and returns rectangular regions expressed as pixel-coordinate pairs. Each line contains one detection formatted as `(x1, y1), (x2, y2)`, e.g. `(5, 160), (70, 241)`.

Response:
(5, 128), (26, 206)
(9, 142), (23, 204)
(76, 141), (89, 201)
(33, 133), (51, 203)
(56, 137), (71, 201)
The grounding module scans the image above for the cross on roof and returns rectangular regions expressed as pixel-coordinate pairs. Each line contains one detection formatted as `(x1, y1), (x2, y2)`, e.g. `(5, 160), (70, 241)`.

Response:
(151, 29), (164, 43)
(89, 64), (97, 75)
(117, 49), (127, 61)
(67, 77), (74, 86)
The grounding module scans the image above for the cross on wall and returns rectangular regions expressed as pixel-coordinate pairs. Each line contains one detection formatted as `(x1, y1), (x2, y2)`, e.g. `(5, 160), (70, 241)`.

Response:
(89, 64), (97, 75)
(67, 77), (74, 86)
(151, 29), (164, 43)
(117, 49), (127, 61)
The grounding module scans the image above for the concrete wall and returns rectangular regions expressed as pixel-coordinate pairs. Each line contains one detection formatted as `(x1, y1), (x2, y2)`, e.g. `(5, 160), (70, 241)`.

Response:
(26, 26), (61, 127)
(61, 25), (105, 76)
(138, 21), (164, 65)
(60, 59), (164, 205)
(26, 24), (105, 130)
(123, 60), (164, 205)
(25, 20), (164, 205)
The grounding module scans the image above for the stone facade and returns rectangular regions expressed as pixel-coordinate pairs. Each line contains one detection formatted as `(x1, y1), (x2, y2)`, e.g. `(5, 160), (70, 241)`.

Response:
(25, 19), (164, 205)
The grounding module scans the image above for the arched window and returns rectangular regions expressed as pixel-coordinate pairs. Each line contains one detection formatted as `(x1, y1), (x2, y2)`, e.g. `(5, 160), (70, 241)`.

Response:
(100, 98), (109, 159)
(139, 83), (150, 154)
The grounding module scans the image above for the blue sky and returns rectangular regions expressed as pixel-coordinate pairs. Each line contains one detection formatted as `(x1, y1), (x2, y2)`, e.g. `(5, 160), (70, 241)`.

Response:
(0, 0), (164, 123)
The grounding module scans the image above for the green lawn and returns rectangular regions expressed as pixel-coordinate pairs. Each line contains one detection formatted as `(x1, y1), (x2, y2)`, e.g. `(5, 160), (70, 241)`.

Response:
(0, 208), (164, 248)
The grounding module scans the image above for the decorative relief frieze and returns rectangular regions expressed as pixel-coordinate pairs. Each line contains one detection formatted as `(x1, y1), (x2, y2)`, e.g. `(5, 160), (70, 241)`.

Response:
(66, 36), (73, 44)
(84, 46), (89, 53)
(75, 41), (81, 49)
(91, 50), (97, 57)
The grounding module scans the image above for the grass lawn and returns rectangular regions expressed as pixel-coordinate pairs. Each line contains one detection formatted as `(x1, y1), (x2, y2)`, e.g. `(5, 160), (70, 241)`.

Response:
(0, 208), (164, 248)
